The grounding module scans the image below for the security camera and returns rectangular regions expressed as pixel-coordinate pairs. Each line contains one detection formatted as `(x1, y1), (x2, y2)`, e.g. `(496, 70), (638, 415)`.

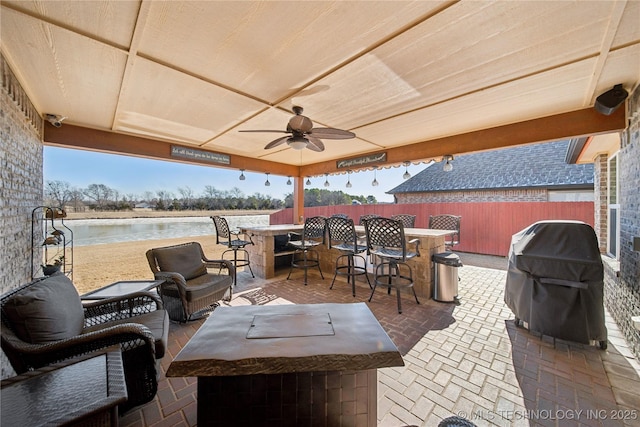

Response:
(45, 113), (66, 128)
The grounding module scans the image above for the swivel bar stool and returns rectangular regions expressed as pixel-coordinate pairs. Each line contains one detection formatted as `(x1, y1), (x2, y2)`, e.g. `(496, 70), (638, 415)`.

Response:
(211, 216), (254, 285)
(326, 216), (371, 296)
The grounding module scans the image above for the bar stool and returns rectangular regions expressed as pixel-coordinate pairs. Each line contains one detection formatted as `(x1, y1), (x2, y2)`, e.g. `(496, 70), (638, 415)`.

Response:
(364, 217), (420, 314)
(428, 214), (461, 250)
(358, 214), (380, 225)
(286, 216), (327, 285)
(211, 216), (254, 285)
(391, 214), (416, 228)
(326, 216), (371, 296)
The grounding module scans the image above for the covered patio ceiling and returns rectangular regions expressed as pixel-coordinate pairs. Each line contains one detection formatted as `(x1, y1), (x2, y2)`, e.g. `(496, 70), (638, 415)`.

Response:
(1, 0), (638, 178)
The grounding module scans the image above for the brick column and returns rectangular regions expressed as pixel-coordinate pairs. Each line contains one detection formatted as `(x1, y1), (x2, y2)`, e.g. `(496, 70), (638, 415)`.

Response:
(593, 154), (608, 253)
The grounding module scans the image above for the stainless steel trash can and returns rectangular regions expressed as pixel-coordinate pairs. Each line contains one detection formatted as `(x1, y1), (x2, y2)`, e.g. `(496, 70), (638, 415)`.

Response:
(432, 252), (462, 302)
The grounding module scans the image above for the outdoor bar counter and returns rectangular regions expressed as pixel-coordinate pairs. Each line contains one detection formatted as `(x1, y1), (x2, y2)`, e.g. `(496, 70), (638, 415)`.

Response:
(167, 302), (403, 426)
(241, 223), (455, 299)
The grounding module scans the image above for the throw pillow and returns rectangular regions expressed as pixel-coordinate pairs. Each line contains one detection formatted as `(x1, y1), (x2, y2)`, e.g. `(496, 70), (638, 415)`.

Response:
(3, 273), (85, 344)
(154, 243), (207, 280)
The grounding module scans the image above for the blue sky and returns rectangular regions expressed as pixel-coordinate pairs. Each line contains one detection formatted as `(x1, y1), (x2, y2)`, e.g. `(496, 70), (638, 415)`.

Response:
(44, 147), (425, 203)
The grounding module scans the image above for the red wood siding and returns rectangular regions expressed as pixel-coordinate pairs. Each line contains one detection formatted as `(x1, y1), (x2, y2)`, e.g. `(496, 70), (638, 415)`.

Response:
(270, 202), (594, 257)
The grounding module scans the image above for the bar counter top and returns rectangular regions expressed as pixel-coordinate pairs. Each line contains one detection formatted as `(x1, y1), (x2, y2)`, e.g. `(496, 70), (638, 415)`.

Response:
(241, 223), (455, 238)
(240, 223), (455, 298)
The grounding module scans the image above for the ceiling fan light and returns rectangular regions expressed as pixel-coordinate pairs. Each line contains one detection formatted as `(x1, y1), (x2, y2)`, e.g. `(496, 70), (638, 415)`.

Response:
(287, 136), (308, 150)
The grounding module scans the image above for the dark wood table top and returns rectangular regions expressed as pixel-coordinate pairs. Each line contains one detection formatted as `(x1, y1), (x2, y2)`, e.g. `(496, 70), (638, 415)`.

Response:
(1, 349), (127, 426)
(167, 302), (404, 377)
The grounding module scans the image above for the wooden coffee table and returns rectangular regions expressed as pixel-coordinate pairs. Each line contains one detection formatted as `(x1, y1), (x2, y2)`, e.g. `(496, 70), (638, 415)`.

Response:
(167, 302), (403, 426)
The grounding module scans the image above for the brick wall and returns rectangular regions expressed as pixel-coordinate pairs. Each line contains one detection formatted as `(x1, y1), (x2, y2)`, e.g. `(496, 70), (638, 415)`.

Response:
(603, 85), (640, 359)
(395, 188), (548, 204)
(0, 68), (43, 379)
(593, 154), (608, 253)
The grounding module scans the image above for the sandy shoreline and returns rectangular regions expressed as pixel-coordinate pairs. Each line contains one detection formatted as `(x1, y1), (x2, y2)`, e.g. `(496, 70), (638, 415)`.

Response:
(62, 210), (276, 294)
(72, 235), (225, 295)
(65, 209), (277, 220)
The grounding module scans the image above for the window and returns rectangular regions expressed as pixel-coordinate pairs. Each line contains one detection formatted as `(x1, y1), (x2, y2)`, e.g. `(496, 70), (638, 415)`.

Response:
(607, 153), (620, 259)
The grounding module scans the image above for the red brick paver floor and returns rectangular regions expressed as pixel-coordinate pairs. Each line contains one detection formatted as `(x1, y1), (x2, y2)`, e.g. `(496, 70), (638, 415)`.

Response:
(121, 257), (640, 427)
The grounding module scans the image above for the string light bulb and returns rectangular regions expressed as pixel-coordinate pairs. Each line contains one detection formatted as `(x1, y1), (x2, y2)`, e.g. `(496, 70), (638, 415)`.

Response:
(443, 155), (454, 172)
(324, 173), (330, 187)
(287, 176), (292, 185)
(264, 173), (271, 186)
(346, 170), (352, 188)
(306, 177), (311, 185)
(239, 169), (246, 181)
(371, 167), (379, 187)
(403, 161), (411, 179)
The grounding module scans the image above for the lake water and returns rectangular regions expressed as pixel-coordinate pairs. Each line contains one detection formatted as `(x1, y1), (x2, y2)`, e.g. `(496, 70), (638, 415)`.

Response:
(66, 215), (270, 246)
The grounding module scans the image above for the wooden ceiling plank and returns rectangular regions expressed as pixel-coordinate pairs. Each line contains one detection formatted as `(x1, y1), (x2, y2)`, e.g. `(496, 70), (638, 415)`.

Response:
(112, 1), (152, 130)
(583, 0), (628, 106)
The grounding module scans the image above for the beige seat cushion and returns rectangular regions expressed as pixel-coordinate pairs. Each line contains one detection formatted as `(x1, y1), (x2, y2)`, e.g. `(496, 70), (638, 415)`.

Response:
(3, 274), (84, 344)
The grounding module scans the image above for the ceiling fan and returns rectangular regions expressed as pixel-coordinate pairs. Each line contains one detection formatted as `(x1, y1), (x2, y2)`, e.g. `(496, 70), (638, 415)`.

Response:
(239, 106), (355, 152)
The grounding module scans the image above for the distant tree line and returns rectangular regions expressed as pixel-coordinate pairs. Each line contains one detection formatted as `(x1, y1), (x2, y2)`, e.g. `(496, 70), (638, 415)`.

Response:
(44, 180), (377, 212)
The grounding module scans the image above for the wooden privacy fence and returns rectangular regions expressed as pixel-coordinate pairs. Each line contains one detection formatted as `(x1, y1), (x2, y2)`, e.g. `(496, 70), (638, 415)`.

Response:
(270, 202), (594, 257)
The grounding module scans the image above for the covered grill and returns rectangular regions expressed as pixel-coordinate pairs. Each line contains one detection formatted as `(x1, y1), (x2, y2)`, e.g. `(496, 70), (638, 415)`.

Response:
(504, 220), (607, 349)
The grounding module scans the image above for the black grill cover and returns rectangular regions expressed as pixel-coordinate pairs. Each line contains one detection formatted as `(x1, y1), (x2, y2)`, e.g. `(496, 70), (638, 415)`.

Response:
(504, 220), (606, 344)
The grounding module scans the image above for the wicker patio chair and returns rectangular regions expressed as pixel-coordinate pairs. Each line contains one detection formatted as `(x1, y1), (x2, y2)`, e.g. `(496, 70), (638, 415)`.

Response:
(429, 214), (461, 249)
(364, 217), (421, 314)
(326, 216), (371, 296)
(1, 273), (168, 412)
(146, 241), (234, 322)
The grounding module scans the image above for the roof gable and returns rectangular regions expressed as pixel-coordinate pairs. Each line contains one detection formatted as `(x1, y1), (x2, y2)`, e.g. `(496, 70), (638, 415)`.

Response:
(387, 140), (594, 194)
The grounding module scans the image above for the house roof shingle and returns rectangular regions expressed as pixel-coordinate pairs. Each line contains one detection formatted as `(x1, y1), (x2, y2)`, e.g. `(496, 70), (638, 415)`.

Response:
(387, 140), (594, 194)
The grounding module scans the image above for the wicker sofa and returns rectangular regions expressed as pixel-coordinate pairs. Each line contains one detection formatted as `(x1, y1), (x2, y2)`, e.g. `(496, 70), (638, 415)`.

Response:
(0, 273), (168, 412)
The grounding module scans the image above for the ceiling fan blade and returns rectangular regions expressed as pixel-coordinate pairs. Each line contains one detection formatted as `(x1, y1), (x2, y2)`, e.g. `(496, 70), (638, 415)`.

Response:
(309, 128), (355, 139)
(264, 136), (290, 149)
(288, 114), (313, 133)
(240, 130), (289, 133)
(306, 136), (325, 152)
